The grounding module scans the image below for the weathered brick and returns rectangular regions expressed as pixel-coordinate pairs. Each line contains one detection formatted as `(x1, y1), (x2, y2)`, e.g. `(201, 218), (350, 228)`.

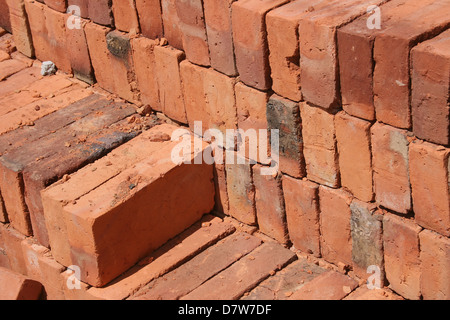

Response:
(44, 0), (67, 12)
(0, 58), (27, 81)
(0, 223), (10, 268)
(335, 112), (373, 202)
(282, 176), (320, 257)
(6, 0), (34, 57)
(266, 94), (305, 178)
(0, 266), (43, 300)
(203, 0), (237, 76)
(175, 0), (209, 66)
(0, 64), (41, 97)
(319, 186), (353, 267)
(383, 214), (422, 300)
(0, 0), (11, 32)
(371, 123), (411, 213)
(135, 0), (163, 39)
(409, 140), (450, 237)
(411, 29), (450, 146)
(112, 0), (140, 33)
(1, 225), (27, 274)
(160, 0), (183, 50)
(300, 102), (339, 188)
(350, 200), (385, 283)
(419, 229), (450, 300)
(232, 0), (288, 90)
(68, 0), (89, 18)
(181, 242), (297, 300)
(373, 0), (450, 129)
(253, 165), (288, 244)
(213, 161), (229, 215)
(344, 286), (404, 300)
(154, 45), (187, 123)
(88, 0), (114, 27)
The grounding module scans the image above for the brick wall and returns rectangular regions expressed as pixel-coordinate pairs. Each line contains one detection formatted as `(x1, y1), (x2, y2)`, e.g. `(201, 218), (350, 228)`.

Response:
(1, 0), (449, 300)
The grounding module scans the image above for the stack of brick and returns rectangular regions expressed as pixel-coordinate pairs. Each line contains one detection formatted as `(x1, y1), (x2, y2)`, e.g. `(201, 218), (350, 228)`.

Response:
(0, 0), (449, 300)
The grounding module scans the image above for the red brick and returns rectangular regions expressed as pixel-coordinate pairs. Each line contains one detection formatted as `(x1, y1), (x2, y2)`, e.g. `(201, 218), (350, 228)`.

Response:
(253, 165), (288, 244)
(203, 0), (237, 76)
(160, 0), (183, 50)
(409, 140), (450, 237)
(175, 0), (209, 67)
(411, 29), (450, 146)
(319, 186), (353, 267)
(49, 125), (214, 287)
(338, 0), (433, 121)
(335, 112), (373, 202)
(112, 0), (140, 33)
(373, 1), (450, 129)
(344, 286), (403, 300)
(181, 242), (297, 300)
(6, 0), (34, 57)
(44, 0), (67, 12)
(135, 0), (163, 39)
(0, 223), (10, 268)
(300, 102), (339, 188)
(266, 94), (305, 178)
(0, 266), (43, 300)
(132, 232), (262, 300)
(1, 225), (27, 274)
(154, 45), (187, 123)
(419, 229), (450, 300)
(383, 214), (422, 300)
(131, 37), (161, 111)
(232, 0), (288, 91)
(0, 0), (11, 32)
(225, 155), (256, 226)
(88, 216), (235, 300)
(282, 176), (320, 257)
(213, 161), (229, 215)
(68, 0), (89, 18)
(299, 0), (385, 110)
(24, 0), (48, 60)
(65, 17), (94, 84)
(88, 0), (114, 27)
(371, 123), (411, 213)
(0, 58), (27, 80)
(290, 271), (358, 300)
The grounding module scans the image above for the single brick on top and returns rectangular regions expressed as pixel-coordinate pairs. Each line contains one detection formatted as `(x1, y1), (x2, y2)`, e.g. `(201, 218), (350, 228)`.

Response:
(135, 0), (163, 39)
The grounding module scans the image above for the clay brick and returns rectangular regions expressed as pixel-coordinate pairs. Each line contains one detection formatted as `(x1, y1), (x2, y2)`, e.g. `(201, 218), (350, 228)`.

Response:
(0, 49), (9, 62)
(266, 94), (305, 178)
(213, 161), (229, 215)
(225, 155), (256, 226)
(135, 0), (163, 39)
(299, 0), (386, 110)
(232, 0), (288, 91)
(175, 0), (210, 67)
(160, 0), (183, 50)
(131, 37), (160, 111)
(290, 270), (358, 300)
(132, 232), (262, 300)
(0, 266), (43, 300)
(112, 0), (140, 33)
(350, 200), (384, 283)
(0, 58), (27, 81)
(371, 123), (411, 213)
(282, 176), (320, 257)
(0, 64), (41, 98)
(344, 286), (404, 300)
(65, 17), (94, 84)
(300, 102), (339, 188)
(419, 229), (450, 300)
(253, 165), (288, 244)
(87, 216), (235, 300)
(0, 223), (10, 268)
(6, 0), (34, 58)
(0, 0), (11, 32)
(266, 0), (327, 102)
(88, 0), (114, 27)
(50, 125), (214, 287)
(44, 0), (67, 12)
(203, 0), (237, 76)
(181, 242), (297, 300)
(319, 186), (353, 267)
(409, 140), (450, 237)
(24, 0), (48, 60)
(411, 29), (450, 146)
(154, 45), (187, 123)
(1, 225), (27, 274)
(335, 112), (373, 202)
(383, 214), (422, 300)
(338, 0), (434, 121)
(68, 0), (89, 18)
(373, 1), (450, 129)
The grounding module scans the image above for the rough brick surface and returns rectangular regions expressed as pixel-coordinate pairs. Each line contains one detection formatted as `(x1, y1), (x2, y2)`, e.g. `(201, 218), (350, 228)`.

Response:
(6, 0), (34, 57)
(383, 214), (422, 300)
(68, 0), (89, 18)
(112, 0), (140, 33)
(135, 0), (163, 39)
(0, 266), (43, 300)
(232, 0), (288, 91)
(160, 0), (183, 50)
(282, 176), (320, 257)
(409, 140), (450, 237)
(44, 0), (67, 13)
(0, 0), (11, 32)
(88, 0), (114, 27)
(411, 29), (450, 146)
(335, 112), (373, 202)
(1, 225), (27, 274)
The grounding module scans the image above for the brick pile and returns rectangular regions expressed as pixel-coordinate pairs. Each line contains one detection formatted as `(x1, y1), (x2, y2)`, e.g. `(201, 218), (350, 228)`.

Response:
(0, 0), (449, 300)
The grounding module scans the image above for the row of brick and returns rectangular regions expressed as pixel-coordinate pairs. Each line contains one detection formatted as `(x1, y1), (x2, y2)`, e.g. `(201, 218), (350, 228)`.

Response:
(2, 0), (448, 145)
